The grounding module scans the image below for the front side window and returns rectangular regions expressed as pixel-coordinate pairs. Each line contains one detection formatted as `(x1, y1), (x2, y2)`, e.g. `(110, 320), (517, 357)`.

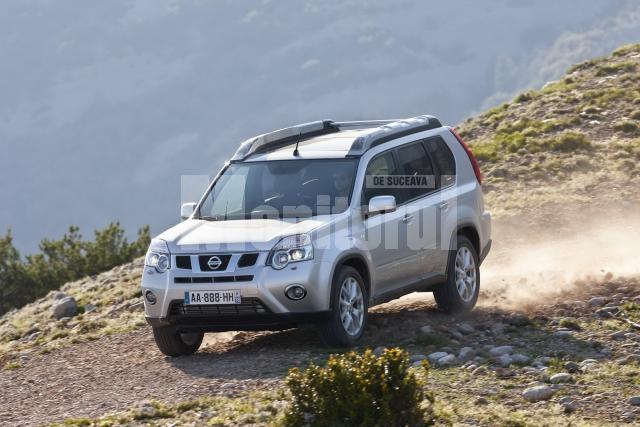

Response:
(361, 151), (404, 206)
(198, 159), (357, 220)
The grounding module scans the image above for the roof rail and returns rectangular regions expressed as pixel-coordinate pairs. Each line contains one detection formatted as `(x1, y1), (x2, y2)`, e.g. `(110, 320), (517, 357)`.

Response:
(231, 119), (338, 161)
(333, 119), (399, 129)
(346, 115), (441, 156)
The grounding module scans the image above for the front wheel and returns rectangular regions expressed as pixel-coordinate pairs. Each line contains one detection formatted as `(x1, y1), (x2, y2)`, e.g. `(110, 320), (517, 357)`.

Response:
(320, 266), (368, 347)
(433, 235), (480, 314)
(152, 326), (203, 357)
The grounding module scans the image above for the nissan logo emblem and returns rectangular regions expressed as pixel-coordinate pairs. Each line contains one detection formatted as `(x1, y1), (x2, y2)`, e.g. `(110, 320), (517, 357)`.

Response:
(207, 256), (222, 270)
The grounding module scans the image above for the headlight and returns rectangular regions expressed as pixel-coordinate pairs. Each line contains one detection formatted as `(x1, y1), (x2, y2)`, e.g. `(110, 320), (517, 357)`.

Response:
(145, 239), (171, 273)
(268, 234), (313, 270)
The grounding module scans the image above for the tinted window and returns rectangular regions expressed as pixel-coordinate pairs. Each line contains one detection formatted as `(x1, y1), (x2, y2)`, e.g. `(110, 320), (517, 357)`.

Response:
(362, 151), (404, 205)
(425, 137), (456, 188)
(395, 142), (435, 201)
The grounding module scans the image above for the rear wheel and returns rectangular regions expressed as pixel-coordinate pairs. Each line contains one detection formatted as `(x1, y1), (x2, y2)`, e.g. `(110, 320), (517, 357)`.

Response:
(320, 266), (368, 347)
(434, 235), (480, 314)
(152, 326), (203, 357)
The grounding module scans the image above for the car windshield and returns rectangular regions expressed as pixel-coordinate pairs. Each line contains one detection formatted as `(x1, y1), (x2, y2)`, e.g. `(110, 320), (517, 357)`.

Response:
(197, 159), (358, 220)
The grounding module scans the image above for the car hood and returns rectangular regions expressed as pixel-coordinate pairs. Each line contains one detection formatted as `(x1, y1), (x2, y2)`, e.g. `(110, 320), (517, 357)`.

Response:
(157, 217), (330, 253)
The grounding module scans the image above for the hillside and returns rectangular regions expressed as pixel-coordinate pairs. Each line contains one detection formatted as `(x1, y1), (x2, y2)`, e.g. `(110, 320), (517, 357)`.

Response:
(1, 46), (640, 426)
(460, 43), (640, 217)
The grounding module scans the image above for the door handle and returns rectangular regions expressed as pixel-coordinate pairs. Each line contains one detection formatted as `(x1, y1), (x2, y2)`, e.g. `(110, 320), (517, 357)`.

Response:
(439, 201), (449, 211)
(402, 214), (414, 224)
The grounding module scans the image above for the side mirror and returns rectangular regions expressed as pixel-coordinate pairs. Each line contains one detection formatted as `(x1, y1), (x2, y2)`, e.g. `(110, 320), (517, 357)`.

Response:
(180, 202), (197, 220)
(367, 195), (396, 215)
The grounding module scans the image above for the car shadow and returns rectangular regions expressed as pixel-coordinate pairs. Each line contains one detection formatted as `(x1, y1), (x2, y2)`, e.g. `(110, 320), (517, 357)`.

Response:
(166, 294), (602, 380)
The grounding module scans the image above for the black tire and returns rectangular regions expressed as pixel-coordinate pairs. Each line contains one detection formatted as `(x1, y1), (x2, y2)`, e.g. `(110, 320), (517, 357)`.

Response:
(433, 235), (480, 314)
(152, 326), (203, 357)
(320, 266), (368, 347)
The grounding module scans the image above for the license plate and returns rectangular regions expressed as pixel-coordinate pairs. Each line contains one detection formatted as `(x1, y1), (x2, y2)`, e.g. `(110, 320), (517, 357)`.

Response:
(184, 290), (241, 305)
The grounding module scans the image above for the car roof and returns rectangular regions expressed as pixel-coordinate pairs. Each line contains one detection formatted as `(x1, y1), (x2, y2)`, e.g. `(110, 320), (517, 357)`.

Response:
(232, 115), (443, 163)
(243, 129), (372, 161)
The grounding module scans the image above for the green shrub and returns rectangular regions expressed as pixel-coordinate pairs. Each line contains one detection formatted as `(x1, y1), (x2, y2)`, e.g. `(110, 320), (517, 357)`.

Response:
(631, 110), (640, 120)
(284, 348), (432, 427)
(514, 91), (535, 103)
(595, 61), (637, 77)
(613, 120), (639, 134)
(546, 132), (592, 152)
(0, 223), (150, 316)
(613, 44), (640, 57)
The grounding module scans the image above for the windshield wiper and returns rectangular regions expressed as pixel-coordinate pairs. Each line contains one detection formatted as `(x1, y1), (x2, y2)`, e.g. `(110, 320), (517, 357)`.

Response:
(199, 215), (220, 221)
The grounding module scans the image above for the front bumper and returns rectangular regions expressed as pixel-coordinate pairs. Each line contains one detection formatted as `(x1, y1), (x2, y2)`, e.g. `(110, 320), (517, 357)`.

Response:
(142, 252), (334, 330)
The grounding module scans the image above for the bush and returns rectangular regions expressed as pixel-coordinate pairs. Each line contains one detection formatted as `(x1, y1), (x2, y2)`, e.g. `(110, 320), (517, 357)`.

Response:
(284, 348), (432, 427)
(546, 131), (592, 152)
(0, 223), (150, 315)
(614, 120), (639, 134)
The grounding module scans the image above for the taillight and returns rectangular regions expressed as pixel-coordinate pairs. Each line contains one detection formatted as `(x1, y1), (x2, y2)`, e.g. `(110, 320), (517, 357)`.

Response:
(450, 128), (483, 184)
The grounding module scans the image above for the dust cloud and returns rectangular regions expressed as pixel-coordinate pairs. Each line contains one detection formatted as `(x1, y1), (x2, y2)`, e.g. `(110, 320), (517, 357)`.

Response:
(481, 206), (640, 309)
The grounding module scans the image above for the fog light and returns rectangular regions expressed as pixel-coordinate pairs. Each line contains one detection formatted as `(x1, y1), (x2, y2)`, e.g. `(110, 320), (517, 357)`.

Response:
(285, 284), (307, 301)
(145, 290), (157, 305)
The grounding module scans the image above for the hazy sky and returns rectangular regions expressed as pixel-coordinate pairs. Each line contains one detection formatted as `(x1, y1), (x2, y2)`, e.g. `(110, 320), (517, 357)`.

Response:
(2, 0), (639, 252)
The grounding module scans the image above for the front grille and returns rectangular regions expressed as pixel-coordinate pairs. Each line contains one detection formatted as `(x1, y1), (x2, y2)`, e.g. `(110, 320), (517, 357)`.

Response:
(174, 275), (253, 284)
(237, 253), (259, 267)
(198, 254), (232, 271)
(175, 256), (192, 269)
(169, 298), (271, 316)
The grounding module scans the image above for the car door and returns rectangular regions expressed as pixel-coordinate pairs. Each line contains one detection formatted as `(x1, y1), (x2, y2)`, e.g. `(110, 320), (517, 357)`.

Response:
(361, 151), (411, 295)
(424, 136), (458, 275)
(395, 141), (442, 280)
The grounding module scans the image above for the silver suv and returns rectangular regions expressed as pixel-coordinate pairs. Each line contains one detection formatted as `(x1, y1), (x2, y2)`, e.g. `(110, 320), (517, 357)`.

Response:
(142, 115), (491, 356)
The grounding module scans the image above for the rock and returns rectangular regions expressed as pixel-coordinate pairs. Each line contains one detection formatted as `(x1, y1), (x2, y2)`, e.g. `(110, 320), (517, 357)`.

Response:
(458, 323), (475, 335)
(419, 325), (433, 334)
(458, 347), (475, 360)
(550, 373), (572, 384)
(564, 361), (580, 373)
(596, 306), (619, 316)
(84, 303), (97, 314)
(373, 347), (385, 357)
(511, 354), (530, 364)
(437, 354), (457, 366)
(589, 297), (607, 307)
(522, 385), (554, 402)
(474, 397), (489, 405)
(628, 396), (640, 406)
(622, 412), (637, 422)
(451, 331), (463, 340)
(580, 359), (598, 366)
(611, 331), (627, 340)
(617, 354), (640, 365)
(553, 330), (572, 338)
(471, 366), (487, 376)
(490, 323), (505, 335)
(560, 399), (578, 414)
(411, 360), (424, 368)
(52, 291), (67, 300)
(488, 345), (513, 356)
(494, 355), (513, 367)
(51, 297), (77, 319)
(495, 367), (515, 378)
(428, 352), (449, 363)
(410, 354), (427, 363)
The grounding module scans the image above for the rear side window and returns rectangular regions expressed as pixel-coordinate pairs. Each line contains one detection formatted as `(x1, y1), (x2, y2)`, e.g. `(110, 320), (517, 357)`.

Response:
(395, 142), (435, 201)
(424, 137), (456, 188)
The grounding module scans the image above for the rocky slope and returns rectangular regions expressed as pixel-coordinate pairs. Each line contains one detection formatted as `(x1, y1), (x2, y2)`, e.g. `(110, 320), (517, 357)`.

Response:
(1, 45), (640, 426)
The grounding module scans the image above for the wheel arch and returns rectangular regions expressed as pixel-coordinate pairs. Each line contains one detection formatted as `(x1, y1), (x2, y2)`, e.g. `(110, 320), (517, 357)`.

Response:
(329, 253), (372, 308)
